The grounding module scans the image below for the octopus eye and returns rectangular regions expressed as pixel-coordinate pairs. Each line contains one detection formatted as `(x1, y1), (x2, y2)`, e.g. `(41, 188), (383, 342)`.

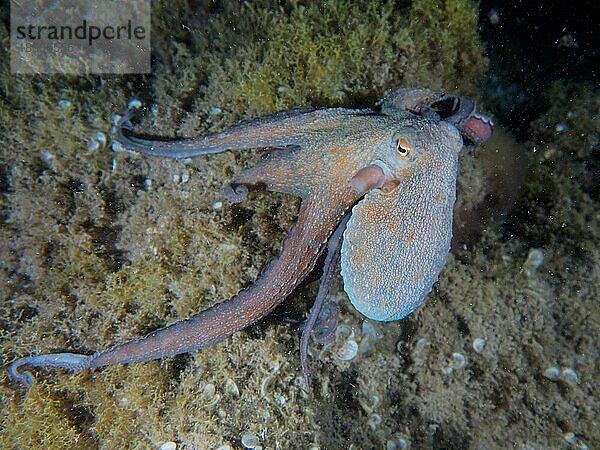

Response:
(396, 137), (412, 157)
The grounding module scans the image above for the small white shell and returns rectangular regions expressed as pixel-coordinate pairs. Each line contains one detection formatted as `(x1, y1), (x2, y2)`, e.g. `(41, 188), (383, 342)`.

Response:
(362, 321), (383, 340)
(241, 434), (261, 450)
(415, 338), (428, 352)
(40, 150), (56, 170)
(203, 383), (215, 397)
(562, 368), (579, 384)
(441, 366), (453, 375)
(564, 432), (576, 444)
(111, 141), (125, 152)
(544, 366), (560, 380)
(386, 437), (409, 450)
(555, 122), (568, 133)
(225, 378), (240, 398)
(523, 248), (544, 277)
(128, 98), (142, 109)
(273, 393), (286, 407)
(95, 131), (107, 147)
(472, 338), (486, 353)
(87, 139), (100, 152)
(525, 248), (544, 269)
(57, 99), (72, 109)
(452, 352), (467, 369)
(336, 339), (358, 361)
(367, 413), (382, 431)
(159, 442), (177, 450)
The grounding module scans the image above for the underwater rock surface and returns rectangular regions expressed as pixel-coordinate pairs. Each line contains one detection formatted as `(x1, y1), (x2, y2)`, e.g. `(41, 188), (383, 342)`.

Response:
(0, 1), (597, 449)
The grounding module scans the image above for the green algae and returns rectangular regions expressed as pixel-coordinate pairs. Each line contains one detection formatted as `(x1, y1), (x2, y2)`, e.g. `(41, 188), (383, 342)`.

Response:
(2, 0), (571, 448)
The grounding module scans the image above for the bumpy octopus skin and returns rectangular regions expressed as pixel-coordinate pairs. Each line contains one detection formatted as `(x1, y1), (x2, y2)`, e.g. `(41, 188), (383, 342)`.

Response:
(8, 88), (493, 388)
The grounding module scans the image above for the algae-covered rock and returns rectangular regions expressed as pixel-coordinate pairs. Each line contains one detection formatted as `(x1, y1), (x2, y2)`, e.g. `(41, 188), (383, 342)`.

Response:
(4, 1), (596, 449)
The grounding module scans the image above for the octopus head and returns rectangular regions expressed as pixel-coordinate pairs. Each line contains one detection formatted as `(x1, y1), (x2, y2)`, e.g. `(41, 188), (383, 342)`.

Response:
(373, 119), (463, 187)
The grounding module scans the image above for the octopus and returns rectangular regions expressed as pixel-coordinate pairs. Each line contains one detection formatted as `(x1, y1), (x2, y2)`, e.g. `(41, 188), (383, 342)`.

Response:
(8, 87), (493, 390)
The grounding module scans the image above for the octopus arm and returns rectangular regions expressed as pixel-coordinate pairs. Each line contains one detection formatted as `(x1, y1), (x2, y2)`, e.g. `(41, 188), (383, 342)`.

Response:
(7, 167), (384, 386)
(112, 107), (360, 159)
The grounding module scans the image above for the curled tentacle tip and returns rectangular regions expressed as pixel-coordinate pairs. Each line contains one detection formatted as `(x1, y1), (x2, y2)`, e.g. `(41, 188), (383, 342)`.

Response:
(8, 358), (35, 388)
(302, 373), (312, 394)
(220, 184), (248, 204)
